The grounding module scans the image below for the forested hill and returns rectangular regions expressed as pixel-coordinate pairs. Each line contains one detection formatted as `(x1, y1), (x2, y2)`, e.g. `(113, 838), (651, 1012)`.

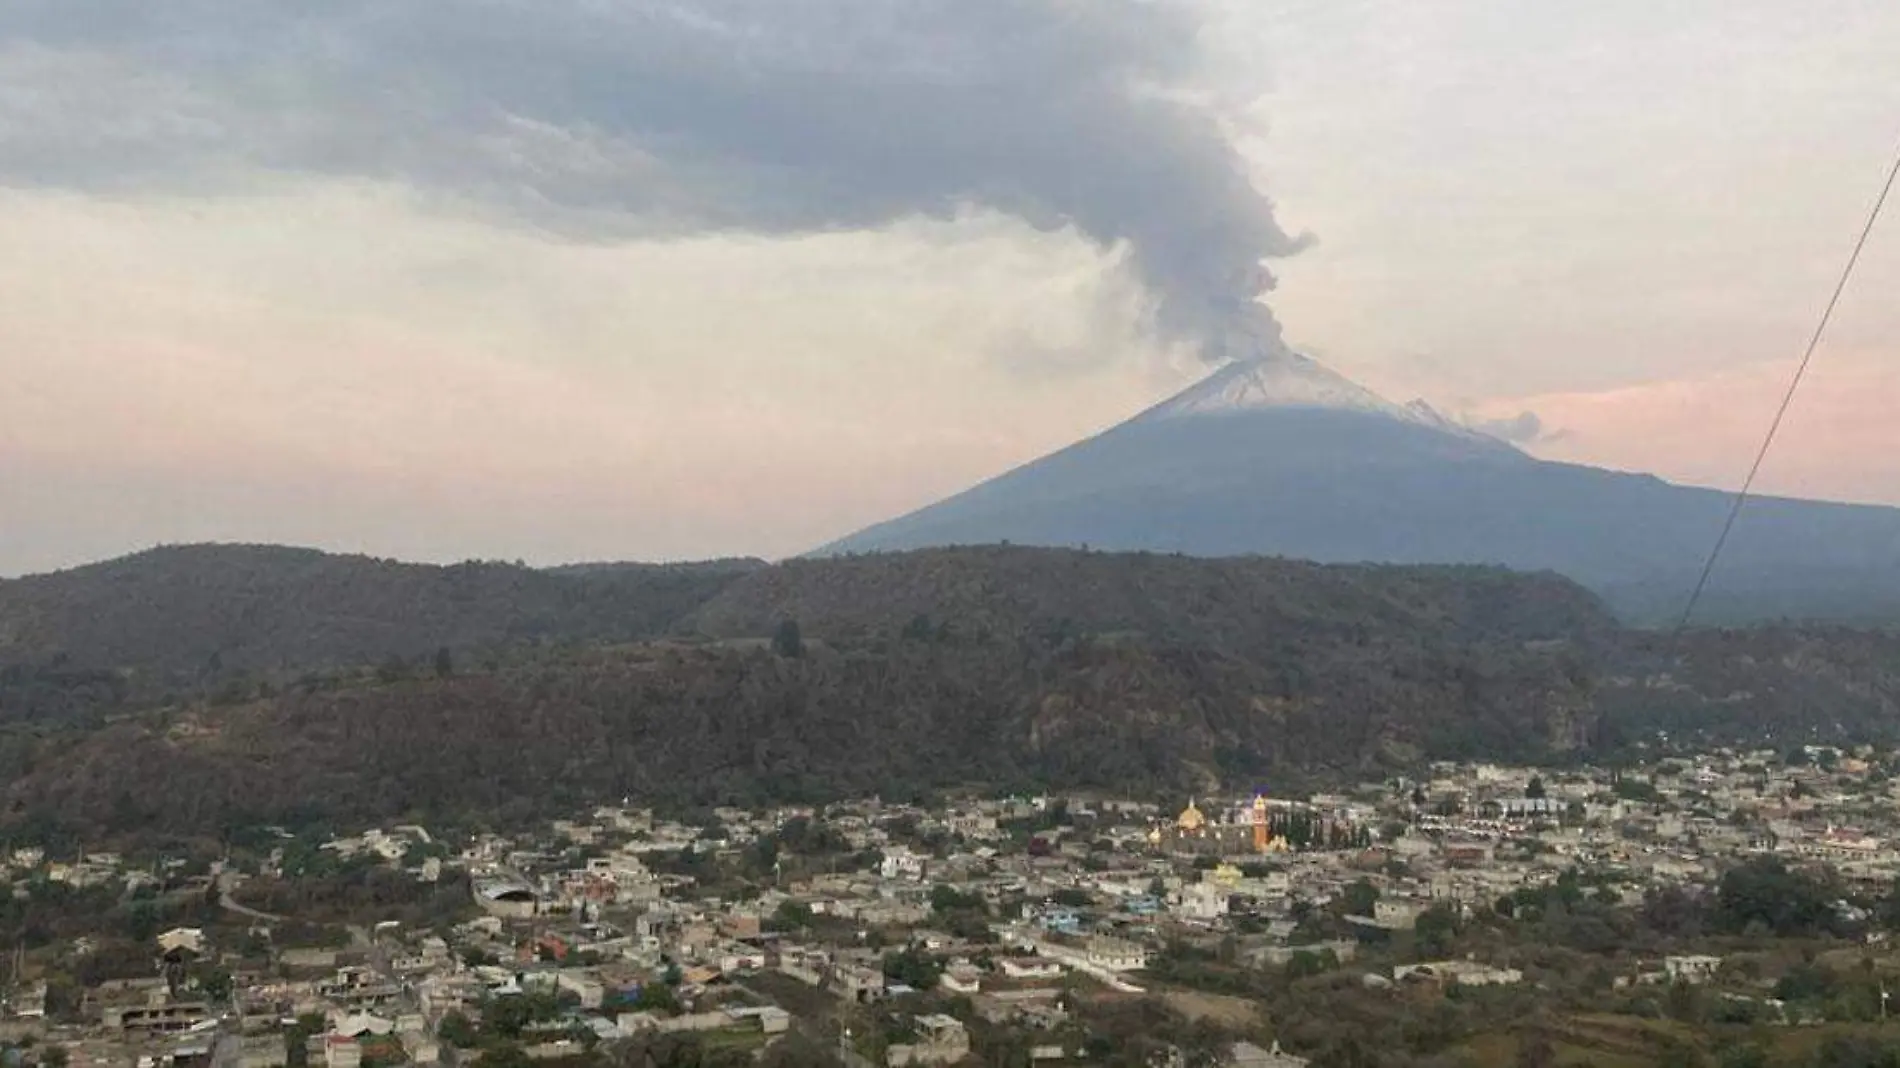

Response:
(0, 544), (765, 677)
(0, 544), (1609, 683)
(4, 544), (1900, 840)
(0, 547), (1612, 837)
(689, 546), (1616, 647)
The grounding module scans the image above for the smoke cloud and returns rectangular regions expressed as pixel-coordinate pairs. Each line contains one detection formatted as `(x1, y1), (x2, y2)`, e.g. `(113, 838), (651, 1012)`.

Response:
(0, 0), (1304, 361)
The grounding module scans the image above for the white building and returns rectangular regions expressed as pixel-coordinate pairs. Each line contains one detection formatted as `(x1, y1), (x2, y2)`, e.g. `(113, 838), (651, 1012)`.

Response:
(1664, 955), (1724, 984)
(1231, 1041), (1309, 1068)
(1394, 961), (1522, 987)
(881, 846), (929, 882)
(1178, 882), (1231, 922)
(1085, 936), (1149, 973)
(888, 1015), (970, 1067)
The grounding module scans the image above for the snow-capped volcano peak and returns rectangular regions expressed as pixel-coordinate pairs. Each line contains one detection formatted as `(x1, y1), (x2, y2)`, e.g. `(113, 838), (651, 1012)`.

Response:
(1136, 353), (1398, 422)
(1131, 352), (1506, 445)
(1133, 353), (1425, 425)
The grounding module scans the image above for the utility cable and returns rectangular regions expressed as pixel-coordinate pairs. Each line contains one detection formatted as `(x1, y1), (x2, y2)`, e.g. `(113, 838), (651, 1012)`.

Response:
(1675, 138), (1900, 632)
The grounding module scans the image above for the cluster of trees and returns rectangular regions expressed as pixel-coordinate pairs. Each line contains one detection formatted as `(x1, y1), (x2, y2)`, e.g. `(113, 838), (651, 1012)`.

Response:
(928, 884), (996, 942)
(0, 877), (217, 955)
(1711, 857), (1849, 938)
(1060, 996), (1233, 1068)
(235, 864), (474, 928)
(603, 1030), (837, 1068)
(881, 946), (943, 990)
(1263, 811), (1375, 851)
(736, 815), (874, 883)
(0, 662), (126, 728)
(1599, 627), (1900, 752)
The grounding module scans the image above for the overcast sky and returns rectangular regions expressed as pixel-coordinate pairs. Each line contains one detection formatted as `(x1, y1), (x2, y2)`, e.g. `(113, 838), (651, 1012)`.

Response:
(4, 0), (1899, 576)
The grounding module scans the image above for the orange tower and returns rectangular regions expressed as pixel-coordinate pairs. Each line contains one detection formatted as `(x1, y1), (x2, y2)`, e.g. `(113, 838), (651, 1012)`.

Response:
(1252, 793), (1269, 853)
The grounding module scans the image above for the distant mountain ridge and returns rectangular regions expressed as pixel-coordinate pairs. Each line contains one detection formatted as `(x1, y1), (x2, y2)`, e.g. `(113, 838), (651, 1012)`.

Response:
(0, 544), (765, 678)
(821, 355), (1900, 624)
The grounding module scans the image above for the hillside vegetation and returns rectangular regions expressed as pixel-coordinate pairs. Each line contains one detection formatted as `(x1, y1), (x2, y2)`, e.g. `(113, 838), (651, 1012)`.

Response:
(689, 546), (1614, 646)
(0, 544), (763, 677)
(2, 544), (1898, 840)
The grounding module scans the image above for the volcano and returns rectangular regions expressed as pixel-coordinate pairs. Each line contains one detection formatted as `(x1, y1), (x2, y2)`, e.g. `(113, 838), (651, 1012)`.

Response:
(819, 354), (1900, 623)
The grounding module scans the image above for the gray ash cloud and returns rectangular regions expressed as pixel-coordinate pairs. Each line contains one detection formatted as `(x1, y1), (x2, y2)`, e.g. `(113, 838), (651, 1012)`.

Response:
(1, 0), (1305, 358)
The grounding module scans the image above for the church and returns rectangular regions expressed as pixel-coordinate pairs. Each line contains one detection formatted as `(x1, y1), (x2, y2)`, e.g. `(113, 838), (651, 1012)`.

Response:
(1150, 794), (1369, 857)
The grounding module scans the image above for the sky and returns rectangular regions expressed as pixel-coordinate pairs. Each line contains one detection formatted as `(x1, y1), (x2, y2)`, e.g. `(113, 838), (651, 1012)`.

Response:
(3, 0), (1899, 576)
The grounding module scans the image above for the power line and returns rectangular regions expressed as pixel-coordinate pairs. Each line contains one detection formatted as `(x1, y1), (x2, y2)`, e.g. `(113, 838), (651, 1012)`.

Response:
(1675, 138), (1900, 633)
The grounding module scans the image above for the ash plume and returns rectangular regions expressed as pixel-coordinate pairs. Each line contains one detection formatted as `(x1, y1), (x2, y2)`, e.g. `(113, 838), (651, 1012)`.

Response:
(0, 0), (1306, 360)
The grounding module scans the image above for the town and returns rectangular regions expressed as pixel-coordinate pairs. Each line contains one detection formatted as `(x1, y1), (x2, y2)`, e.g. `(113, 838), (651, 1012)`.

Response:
(5, 745), (1900, 1068)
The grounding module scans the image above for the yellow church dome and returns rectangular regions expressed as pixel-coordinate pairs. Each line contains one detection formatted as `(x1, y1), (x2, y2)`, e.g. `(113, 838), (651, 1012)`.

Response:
(1177, 798), (1207, 832)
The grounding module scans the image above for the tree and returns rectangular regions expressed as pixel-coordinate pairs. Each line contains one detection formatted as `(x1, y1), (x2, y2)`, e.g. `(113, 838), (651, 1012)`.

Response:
(479, 1043), (533, 1068)
(759, 1030), (843, 1068)
(1641, 886), (1707, 938)
(286, 1012), (327, 1068)
(1050, 888), (1091, 909)
(746, 833), (781, 876)
(1811, 1035), (1900, 1068)
(1284, 949), (1338, 980)
(1525, 775), (1546, 800)
(437, 1011), (479, 1049)
(932, 884), (985, 912)
(125, 900), (160, 943)
(1718, 1045), (1767, 1068)
(634, 982), (681, 1014)
(1313, 1034), (1377, 1068)
(1773, 960), (1836, 1003)
(772, 619), (805, 659)
(1665, 980), (1706, 1023)
(1514, 1031), (1554, 1068)
(434, 646), (454, 678)
(196, 966), (234, 1002)
(1712, 856), (1836, 937)
(883, 947), (942, 989)
(1414, 904), (1460, 959)
(1340, 878), (1379, 918)
(771, 900), (814, 931)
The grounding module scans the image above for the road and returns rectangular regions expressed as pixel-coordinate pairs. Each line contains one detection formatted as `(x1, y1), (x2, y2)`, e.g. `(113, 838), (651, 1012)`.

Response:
(216, 873), (286, 923)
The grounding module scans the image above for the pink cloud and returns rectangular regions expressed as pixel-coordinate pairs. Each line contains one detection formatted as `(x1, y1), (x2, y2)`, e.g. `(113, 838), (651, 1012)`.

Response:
(1475, 347), (1900, 506)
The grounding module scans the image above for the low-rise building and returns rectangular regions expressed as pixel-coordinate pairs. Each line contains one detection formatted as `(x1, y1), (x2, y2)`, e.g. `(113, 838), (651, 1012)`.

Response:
(1085, 936), (1148, 973)
(888, 1014), (970, 1067)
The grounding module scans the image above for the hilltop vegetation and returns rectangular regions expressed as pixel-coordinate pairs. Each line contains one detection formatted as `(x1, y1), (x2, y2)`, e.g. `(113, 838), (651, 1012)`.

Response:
(4, 618), (1599, 836)
(2, 544), (1900, 841)
(0, 543), (763, 679)
(691, 547), (1614, 646)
